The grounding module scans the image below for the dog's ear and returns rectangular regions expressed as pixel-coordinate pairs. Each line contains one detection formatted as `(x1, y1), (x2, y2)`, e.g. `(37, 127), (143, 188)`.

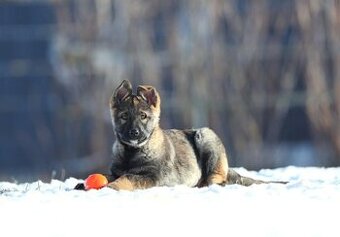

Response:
(137, 85), (160, 108)
(112, 80), (132, 106)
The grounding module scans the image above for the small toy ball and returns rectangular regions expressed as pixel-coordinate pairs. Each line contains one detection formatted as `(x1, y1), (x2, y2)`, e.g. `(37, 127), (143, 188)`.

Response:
(84, 174), (108, 190)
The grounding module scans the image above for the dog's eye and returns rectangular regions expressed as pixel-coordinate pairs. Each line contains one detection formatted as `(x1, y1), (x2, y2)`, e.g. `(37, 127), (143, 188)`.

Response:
(140, 112), (147, 120)
(120, 112), (128, 120)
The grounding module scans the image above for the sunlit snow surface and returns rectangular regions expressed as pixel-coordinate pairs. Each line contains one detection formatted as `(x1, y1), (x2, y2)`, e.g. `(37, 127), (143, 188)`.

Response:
(1, 167), (339, 237)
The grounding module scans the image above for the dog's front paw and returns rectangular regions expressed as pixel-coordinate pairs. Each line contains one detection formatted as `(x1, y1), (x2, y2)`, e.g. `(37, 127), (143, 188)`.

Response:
(107, 176), (135, 191)
(107, 182), (120, 190)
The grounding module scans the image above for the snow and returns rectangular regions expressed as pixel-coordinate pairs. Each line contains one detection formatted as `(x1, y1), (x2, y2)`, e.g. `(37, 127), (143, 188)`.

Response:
(1, 166), (339, 237)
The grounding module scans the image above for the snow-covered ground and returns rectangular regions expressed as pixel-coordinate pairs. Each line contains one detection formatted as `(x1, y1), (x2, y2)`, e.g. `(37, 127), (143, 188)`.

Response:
(1, 166), (339, 237)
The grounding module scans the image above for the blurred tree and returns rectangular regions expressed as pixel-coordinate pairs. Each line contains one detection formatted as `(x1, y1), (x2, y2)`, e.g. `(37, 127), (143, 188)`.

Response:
(296, 0), (340, 165)
(50, 0), (339, 174)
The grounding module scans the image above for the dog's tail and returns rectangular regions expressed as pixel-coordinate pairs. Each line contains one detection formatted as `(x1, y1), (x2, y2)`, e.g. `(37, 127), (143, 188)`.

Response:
(226, 168), (288, 186)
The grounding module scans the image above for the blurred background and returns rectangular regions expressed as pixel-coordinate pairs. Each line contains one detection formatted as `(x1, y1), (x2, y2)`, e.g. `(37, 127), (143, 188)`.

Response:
(0, 0), (339, 182)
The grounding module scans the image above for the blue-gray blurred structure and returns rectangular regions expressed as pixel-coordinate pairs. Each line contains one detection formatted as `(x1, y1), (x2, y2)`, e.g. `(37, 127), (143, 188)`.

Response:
(0, 0), (339, 182)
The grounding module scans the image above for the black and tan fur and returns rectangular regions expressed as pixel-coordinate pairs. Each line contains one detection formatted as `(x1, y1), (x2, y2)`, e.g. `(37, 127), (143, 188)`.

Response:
(105, 80), (287, 191)
(75, 80), (286, 191)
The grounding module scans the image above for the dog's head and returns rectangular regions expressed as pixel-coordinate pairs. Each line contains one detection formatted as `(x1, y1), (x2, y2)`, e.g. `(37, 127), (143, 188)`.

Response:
(110, 80), (161, 148)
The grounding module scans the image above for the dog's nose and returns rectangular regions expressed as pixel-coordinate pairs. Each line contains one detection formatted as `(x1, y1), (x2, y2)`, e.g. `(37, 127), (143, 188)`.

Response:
(129, 128), (140, 138)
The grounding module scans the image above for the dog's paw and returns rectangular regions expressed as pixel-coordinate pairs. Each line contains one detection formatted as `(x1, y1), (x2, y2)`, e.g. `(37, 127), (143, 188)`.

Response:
(74, 183), (85, 190)
(107, 182), (120, 190)
(106, 177), (135, 191)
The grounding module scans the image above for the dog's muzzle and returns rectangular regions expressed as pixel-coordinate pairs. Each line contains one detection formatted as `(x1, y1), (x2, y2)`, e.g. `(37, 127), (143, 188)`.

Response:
(117, 133), (149, 148)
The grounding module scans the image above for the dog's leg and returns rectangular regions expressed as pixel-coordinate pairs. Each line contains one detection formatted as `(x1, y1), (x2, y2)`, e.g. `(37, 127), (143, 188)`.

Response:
(206, 154), (228, 185)
(194, 128), (229, 187)
(107, 175), (155, 191)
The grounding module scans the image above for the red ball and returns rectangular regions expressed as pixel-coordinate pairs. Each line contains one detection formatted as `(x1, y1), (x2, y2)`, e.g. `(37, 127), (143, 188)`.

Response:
(84, 174), (108, 190)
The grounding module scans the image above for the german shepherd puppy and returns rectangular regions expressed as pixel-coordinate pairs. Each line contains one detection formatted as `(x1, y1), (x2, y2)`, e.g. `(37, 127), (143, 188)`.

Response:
(103, 80), (284, 191)
(74, 80), (285, 191)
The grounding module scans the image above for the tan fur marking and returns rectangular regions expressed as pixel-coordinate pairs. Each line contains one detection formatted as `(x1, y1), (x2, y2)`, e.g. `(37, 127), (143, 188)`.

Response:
(107, 176), (154, 191)
(132, 96), (140, 106)
(107, 176), (135, 191)
(207, 154), (228, 185)
(148, 126), (164, 150)
(151, 89), (161, 115)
